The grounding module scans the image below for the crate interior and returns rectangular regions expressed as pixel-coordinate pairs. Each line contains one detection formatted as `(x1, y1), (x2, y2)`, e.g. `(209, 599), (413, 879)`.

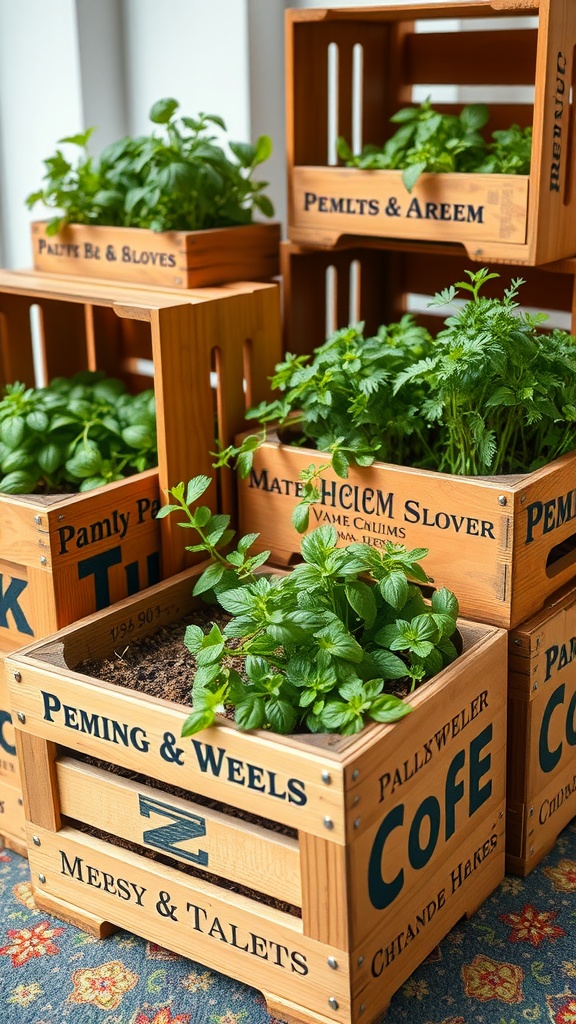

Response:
(290, 6), (538, 169)
(282, 244), (576, 354)
(0, 292), (154, 395)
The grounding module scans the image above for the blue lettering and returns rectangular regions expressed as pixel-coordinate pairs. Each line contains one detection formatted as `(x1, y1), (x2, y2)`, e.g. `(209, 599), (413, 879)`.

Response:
(0, 575), (33, 636)
(539, 684), (565, 773)
(138, 793), (208, 866)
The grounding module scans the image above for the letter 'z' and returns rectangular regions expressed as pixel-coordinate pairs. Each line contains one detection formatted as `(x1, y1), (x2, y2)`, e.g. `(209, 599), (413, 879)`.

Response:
(138, 794), (208, 866)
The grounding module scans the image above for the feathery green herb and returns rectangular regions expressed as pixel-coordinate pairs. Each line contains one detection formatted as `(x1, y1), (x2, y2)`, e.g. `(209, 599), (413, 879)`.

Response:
(26, 98), (274, 235)
(0, 371), (156, 494)
(337, 98), (532, 191)
(158, 475), (460, 737)
(219, 268), (576, 528)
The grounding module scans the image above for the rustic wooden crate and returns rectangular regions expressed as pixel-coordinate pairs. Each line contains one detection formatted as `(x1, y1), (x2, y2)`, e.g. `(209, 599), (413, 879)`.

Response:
(0, 269), (281, 843)
(238, 427), (576, 631)
(31, 221), (281, 289)
(280, 241), (576, 355)
(286, 0), (576, 265)
(507, 581), (576, 875)
(6, 563), (507, 1024)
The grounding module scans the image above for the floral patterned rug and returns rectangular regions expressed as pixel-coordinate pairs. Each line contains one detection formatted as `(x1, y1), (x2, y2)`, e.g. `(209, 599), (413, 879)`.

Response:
(0, 820), (575, 1024)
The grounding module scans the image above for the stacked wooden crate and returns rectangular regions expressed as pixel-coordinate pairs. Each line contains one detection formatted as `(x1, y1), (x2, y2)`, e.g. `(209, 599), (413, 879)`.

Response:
(0, 269), (282, 852)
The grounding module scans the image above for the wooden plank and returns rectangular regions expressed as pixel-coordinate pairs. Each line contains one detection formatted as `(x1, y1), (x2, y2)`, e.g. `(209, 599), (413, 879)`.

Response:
(405, 29), (537, 85)
(238, 433), (515, 627)
(0, 296), (36, 387)
(28, 824), (352, 1021)
(15, 731), (61, 832)
(300, 833), (350, 948)
(31, 222), (280, 289)
(290, 168), (529, 249)
(32, 886), (117, 938)
(238, 431), (576, 630)
(56, 756), (302, 906)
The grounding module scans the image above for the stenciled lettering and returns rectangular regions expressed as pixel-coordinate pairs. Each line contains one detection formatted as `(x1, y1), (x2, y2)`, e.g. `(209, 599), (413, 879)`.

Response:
(138, 793), (208, 866)
(190, 740), (307, 805)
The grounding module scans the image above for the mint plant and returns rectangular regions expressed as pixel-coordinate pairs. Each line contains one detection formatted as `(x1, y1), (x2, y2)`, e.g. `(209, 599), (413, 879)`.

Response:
(0, 371), (156, 493)
(26, 98), (274, 235)
(158, 475), (460, 738)
(337, 98), (532, 191)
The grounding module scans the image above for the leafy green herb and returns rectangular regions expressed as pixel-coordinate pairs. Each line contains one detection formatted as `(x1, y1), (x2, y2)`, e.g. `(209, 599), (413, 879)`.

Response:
(26, 98), (274, 235)
(0, 371), (157, 493)
(393, 268), (576, 475)
(218, 268), (576, 524)
(337, 98), (532, 191)
(158, 476), (460, 737)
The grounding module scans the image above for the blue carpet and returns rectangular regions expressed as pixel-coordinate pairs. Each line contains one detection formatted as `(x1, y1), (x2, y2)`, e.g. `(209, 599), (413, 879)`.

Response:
(0, 821), (575, 1024)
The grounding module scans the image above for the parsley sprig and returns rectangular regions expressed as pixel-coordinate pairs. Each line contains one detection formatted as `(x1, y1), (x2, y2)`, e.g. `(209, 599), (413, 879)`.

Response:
(158, 476), (460, 737)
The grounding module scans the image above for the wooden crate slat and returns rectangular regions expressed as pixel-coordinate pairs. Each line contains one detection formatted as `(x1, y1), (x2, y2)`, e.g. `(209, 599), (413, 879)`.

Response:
(28, 824), (351, 1021)
(56, 756), (302, 906)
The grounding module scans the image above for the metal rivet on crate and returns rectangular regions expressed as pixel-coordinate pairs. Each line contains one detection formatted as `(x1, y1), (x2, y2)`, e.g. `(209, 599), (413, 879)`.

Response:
(38, 874), (46, 884)
(360, 1006), (366, 1015)
(40, 556), (47, 565)
(520, 495), (526, 504)
(513, 638), (522, 646)
(533, 682), (538, 691)
(352, 769), (359, 781)
(327, 957), (338, 969)
(321, 770), (331, 784)
(17, 798), (23, 806)
(498, 495), (507, 506)
(328, 998), (339, 1011)
(34, 515), (41, 525)
(353, 795), (360, 806)
(357, 955), (365, 967)
(354, 817), (361, 829)
(529, 806), (534, 817)
(58, 514), (64, 521)
(17, 712), (25, 724)
(13, 671), (21, 682)
(32, 836), (41, 847)
(323, 816), (334, 830)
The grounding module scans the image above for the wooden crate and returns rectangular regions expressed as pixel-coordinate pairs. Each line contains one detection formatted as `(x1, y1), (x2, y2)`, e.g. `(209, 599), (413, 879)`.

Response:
(507, 581), (576, 875)
(6, 564), (507, 1024)
(0, 269), (281, 844)
(31, 221), (281, 289)
(280, 241), (576, 355)
(286, 0), (576, 265)
(238, 427), (576, 631)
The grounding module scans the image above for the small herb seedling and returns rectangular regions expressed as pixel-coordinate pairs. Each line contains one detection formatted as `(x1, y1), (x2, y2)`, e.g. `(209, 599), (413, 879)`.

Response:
(158, 475), (460, 738)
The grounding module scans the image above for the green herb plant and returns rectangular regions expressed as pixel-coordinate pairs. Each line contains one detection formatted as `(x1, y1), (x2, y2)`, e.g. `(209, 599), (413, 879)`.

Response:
(26, 98), (274, 235)
(158, 475), (459, 737)
(337, 98), (532, 192)
(217, 268), (576, 527)
(0, 371), (156, 493)
(393, 268), (576, 476)
(214, 315), (434, 530)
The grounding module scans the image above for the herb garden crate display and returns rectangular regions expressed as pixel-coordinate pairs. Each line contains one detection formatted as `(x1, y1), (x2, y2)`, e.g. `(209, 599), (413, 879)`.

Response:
(507, 582), (576, 875)
(6, 563), (507, 1024)
(0, 270), (281, 850)
(238, 429), (576, 631)
(0, 672), (25, 856)
(286, 0), (576, 266)
(280, 241), (576, 355)
(31, 221), (281, 290)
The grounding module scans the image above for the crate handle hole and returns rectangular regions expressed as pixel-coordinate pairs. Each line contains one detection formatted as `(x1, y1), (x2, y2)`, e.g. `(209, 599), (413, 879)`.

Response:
(546, 532), (576, 578)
